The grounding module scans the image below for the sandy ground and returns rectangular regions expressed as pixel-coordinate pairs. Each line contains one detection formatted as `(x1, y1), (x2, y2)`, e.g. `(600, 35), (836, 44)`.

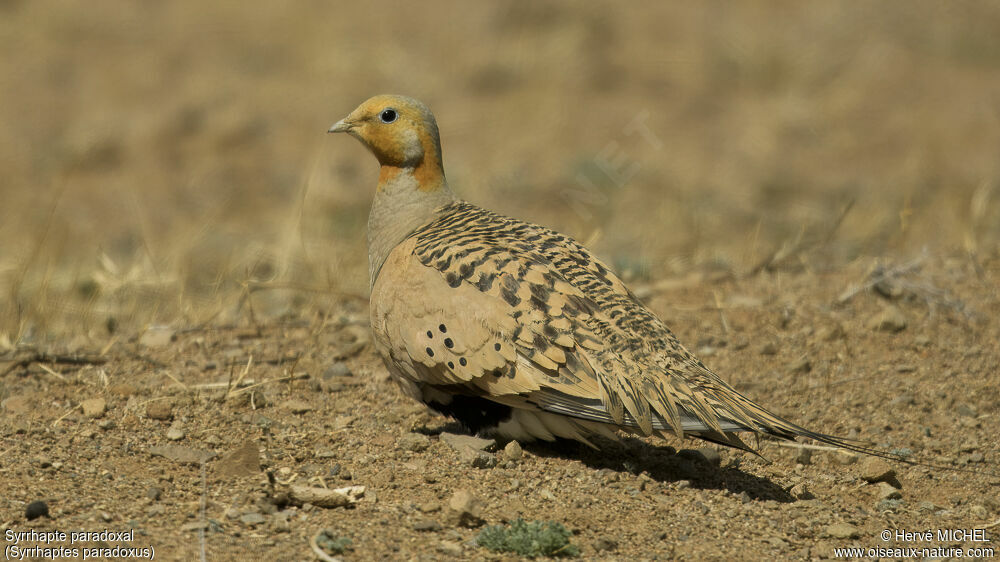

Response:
(2, 1), (1000, 560)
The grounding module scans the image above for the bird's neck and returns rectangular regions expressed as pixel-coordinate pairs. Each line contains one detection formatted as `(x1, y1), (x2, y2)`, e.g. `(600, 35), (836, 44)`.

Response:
(367, 165), (456, 288)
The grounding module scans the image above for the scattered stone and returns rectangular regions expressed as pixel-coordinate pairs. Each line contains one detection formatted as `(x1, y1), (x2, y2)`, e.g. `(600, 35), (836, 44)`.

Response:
(790, 483), (814, 500)
(140, 326), (175, 348)
(593, 537), (618, 552)
(858, 458), (897, 485)
(876, 482), (901, 500)
(835, 452), (859, 465)
(760, 342), (779, 355)
(825, 523), (859, 539)
(437, 540), (463, 557)
(323, 362), (353, 378)
(867, 305), (907, 333)
(146, 487), (163, 501)
(502, 440), (523, 462)
(217, 441), (262, 478)
(145, 402), (174, 421)
(148, 445), (217, 465)
(287, 485), (365, 508)
(459, 446), (497, 469)
(398, 433), (431, 452)
(413, 519), (442, 532)
(240, 512), (266, 526)
(440, 432), (496, 452)
(97, 419), (115, 430)
(1, 395), (31, 415)
(81, 397), (106, 418)
(970, 504), (989, 519)
(25, 500), (49, 520)
(280, 399), (313, 414)
(446, 489), (485, 527)
(166, 423), (185, 441)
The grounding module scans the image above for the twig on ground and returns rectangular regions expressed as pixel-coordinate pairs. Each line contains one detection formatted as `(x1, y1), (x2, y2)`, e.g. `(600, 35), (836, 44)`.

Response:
(1, 351), (108, 376)
(227, 372), (309, 398)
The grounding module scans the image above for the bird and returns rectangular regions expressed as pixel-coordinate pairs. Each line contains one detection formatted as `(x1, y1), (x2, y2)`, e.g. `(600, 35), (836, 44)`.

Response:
(328, 94), (882, 456)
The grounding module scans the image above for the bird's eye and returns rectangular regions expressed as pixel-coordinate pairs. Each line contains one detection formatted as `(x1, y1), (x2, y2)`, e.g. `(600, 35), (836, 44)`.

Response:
(379, 109), (397, 123)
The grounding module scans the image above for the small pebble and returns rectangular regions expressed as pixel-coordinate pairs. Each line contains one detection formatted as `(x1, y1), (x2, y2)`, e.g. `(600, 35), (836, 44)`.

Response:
(323, 362), (353, 378)
(146, 402), (174, 421)
(166, 425), (185, 441)
(25, 500), (49, 520)
(502, 440), (523, 462)
(446, 490), (485, 528)
(859, 458), (896, 484)
(397, 433), (431, 452)
(440, 432), (496, 452)
(81, 397), (106, 418)
(459, 447), (497, 469)
(876, 482), (902, 500)
(146, 487), (163, 501)
(826, 523), (859, 539)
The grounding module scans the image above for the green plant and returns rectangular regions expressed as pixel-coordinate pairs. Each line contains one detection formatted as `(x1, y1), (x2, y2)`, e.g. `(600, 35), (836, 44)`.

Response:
(476, 518), (579, 558)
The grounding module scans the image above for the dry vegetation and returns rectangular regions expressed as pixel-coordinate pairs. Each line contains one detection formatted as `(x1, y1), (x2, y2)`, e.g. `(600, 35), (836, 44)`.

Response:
(2, 1), (999, 560)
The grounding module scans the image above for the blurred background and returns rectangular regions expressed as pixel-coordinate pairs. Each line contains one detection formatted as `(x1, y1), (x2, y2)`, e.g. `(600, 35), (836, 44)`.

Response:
(2, 0), (999, 343)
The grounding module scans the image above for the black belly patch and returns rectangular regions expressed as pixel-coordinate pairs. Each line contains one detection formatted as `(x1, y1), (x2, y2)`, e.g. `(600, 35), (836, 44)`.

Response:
(426, 394), (513, 434)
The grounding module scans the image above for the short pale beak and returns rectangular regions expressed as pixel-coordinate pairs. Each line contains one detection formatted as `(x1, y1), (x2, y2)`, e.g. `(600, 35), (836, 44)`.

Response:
(328, 118), (354, 133)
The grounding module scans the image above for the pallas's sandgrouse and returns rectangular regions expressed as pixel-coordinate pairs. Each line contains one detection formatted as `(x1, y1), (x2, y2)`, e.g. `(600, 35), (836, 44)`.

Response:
(329, 94), (864, 454)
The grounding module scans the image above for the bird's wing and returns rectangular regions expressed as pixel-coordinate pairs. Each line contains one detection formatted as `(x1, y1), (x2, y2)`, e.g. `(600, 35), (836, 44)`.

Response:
(371, 202), (807, 451)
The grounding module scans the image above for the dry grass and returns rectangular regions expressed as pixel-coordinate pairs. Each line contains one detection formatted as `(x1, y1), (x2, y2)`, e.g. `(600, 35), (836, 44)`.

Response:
(2, 1), (999, 344)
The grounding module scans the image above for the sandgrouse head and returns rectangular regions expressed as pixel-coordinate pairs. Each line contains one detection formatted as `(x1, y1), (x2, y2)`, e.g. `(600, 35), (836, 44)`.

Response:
(329, 95), (443, 170)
